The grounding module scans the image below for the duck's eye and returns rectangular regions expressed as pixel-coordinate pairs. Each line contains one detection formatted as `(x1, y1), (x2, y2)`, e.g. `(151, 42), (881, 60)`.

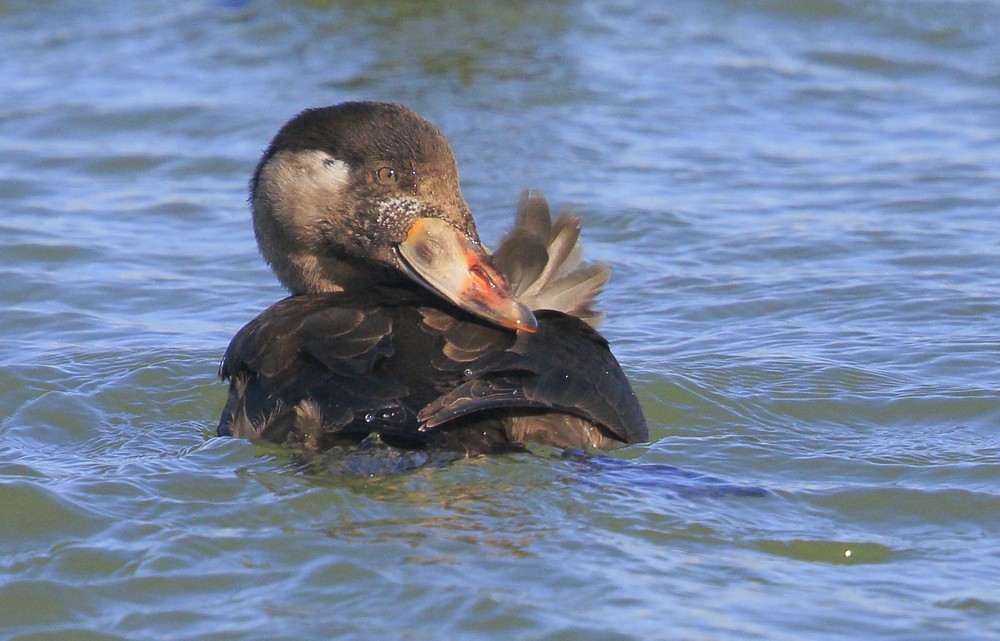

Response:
(375, 167), (399, 184)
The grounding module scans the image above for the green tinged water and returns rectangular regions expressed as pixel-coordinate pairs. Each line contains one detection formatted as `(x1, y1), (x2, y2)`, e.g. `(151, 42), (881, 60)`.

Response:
(1, 1), (998, 639)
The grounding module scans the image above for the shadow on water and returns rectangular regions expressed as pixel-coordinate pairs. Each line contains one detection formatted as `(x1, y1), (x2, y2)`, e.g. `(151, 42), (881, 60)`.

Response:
(298, 434), (467, 476)
(286, 435), (770, 499)
(557, 448), (771, 498)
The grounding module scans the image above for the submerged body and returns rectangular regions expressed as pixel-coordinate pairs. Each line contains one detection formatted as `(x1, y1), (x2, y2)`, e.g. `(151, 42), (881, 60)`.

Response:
(218, 102), (646, 453)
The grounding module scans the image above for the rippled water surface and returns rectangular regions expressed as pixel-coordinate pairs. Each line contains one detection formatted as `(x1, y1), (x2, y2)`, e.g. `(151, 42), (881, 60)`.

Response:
(2, 1), (999, 639)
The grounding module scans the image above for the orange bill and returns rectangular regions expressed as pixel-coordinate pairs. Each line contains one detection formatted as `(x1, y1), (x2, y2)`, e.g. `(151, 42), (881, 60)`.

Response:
(396, 217), (538, 333)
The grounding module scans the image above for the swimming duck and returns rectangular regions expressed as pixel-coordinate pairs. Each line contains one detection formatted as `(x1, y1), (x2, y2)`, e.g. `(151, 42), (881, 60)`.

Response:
(218, 102), (646, 453)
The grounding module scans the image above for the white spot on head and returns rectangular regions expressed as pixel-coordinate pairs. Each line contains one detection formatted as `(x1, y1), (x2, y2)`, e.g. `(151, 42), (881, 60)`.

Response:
(253, 149), (358, 293)
(316, 153), (350, 189)
(257, 149), (351, 232)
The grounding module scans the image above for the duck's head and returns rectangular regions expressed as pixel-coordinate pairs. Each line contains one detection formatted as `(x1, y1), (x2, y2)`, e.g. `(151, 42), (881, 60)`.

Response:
(251, 101), (537, 333)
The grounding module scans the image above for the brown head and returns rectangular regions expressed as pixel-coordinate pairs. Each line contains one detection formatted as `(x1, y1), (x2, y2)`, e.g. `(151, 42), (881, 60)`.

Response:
(250, 102), (536, 333)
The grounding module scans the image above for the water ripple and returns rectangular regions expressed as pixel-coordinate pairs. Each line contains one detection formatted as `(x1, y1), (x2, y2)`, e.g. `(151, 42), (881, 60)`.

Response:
(2, 0), (999, 639)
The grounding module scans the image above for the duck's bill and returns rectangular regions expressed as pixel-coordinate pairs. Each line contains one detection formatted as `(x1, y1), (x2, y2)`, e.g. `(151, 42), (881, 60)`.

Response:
(396, 217), (538, 333)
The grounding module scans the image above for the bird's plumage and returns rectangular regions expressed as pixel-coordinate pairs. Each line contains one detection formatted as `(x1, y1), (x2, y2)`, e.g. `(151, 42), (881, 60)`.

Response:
(218, 102), (646, 454)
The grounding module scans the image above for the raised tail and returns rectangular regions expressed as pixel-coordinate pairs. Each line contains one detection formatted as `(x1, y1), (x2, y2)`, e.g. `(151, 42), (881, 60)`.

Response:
(492, 191), (609, 328)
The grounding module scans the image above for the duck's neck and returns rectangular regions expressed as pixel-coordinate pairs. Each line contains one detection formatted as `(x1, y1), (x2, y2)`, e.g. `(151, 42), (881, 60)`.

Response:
(276, 251), (410, 296)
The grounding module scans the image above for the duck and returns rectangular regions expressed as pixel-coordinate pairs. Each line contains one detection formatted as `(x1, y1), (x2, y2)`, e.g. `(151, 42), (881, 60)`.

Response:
(218, 101), (647, 454)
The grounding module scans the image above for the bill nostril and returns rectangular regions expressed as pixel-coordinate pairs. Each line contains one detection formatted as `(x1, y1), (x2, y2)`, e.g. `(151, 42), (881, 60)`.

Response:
(469, 263), (497, 291)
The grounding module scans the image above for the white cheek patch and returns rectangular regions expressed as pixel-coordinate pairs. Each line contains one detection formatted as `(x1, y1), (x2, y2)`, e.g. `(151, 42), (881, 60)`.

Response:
(258, 150), (351, 232)
(315, 153), (350, 190)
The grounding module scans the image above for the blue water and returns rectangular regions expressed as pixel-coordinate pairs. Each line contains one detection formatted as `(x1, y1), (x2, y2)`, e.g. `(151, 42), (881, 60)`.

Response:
(2, 1), (999, 639)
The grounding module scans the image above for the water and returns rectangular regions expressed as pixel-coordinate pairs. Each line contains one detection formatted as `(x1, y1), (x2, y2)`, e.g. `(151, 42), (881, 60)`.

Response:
(2, 0), (998, 639)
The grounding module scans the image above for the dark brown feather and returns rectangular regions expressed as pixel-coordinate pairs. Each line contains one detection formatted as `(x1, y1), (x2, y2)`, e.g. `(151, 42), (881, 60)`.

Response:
(219, 188), (646, 453)
(218, 290), (646, 452)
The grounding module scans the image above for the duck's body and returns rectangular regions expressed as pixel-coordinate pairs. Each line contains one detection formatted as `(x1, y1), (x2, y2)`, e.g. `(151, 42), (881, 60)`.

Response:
(218, 102), (646, 453)
(218, 289), (644, 453)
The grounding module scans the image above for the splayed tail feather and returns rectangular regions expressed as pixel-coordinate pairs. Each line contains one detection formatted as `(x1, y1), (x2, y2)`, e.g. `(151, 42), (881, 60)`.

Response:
(492, 191), (609, 328)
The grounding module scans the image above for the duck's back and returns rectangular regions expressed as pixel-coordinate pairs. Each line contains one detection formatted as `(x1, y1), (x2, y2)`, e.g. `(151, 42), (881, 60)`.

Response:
(217, 287), (646, 453)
